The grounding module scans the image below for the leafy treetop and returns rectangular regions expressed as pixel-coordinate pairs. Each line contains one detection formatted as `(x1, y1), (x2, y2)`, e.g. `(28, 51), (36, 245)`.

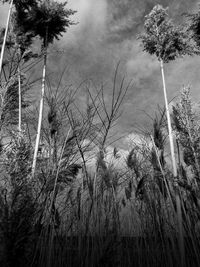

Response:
(18, 0), (76, 47)
(139, 4), (192, 63)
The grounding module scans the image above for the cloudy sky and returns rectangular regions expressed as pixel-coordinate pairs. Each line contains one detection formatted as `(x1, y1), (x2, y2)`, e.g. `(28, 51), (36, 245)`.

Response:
(0, 0), (200, 148)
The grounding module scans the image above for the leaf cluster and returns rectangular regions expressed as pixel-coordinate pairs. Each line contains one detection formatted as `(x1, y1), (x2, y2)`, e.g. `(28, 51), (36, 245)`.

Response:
(17, 0), (76, 46)
(139, 4), (193, 63)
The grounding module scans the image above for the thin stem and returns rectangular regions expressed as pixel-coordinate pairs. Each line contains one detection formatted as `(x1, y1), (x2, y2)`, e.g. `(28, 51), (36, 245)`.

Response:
(32, 46), (47, 178)
(18, 66), (22, 133)
(160, 59), (185, 267)
(160, 59), (177, 177)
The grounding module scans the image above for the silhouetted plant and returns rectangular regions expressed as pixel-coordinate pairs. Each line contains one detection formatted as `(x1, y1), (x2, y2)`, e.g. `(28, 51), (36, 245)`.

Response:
(139, 7), (191, 261)
(31, 0), (76, 177)
(139, 4), (191, 178)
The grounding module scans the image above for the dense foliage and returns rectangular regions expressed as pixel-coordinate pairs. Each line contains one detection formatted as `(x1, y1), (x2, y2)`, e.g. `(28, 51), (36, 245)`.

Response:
(139, 5), (193, 62)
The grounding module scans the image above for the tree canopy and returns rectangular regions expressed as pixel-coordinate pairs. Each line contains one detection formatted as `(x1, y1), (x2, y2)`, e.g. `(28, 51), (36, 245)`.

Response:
(139, 4), (192, 63)
(17, 0), (76, 47)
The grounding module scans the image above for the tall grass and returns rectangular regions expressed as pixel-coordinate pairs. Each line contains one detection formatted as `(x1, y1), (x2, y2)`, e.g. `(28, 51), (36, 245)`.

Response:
(1, 67), (200, 266)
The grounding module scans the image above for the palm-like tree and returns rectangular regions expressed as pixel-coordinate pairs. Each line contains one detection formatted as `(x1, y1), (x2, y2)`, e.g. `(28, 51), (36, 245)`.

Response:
(26, 0), (76, 177)
(139, 5), (191, 178)
(139, 5), (192, 266)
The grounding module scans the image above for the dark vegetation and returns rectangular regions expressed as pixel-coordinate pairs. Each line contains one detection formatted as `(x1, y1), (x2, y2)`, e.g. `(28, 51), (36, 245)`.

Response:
(1, 1), (200, 266)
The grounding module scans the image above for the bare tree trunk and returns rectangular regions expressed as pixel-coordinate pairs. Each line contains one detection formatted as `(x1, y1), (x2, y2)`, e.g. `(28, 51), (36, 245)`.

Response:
(160, 59), (185, 267)
(0, 0), (14, 77)
(160, 59), (177, 176)
(18, 66), (22, 132)
(32, 46), (47, 177)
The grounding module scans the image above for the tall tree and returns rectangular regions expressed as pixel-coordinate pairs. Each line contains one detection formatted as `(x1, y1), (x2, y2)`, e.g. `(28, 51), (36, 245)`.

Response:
(139, 4), (191, 179)
(26, 0), (76, 177)
(139, 5), (191, 266)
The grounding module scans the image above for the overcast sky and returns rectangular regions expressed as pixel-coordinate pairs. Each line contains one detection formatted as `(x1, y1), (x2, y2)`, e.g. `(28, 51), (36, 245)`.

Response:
(0, 0), (200, 148)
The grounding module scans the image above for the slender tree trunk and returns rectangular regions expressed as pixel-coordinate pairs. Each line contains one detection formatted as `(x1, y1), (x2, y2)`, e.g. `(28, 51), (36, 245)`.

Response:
(160, 59), (177, 177)
(160, 59), (185, 267)
(32, 45), (47, 178)
(0, 0), (14, 78)
(18, 66), (22, 132)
